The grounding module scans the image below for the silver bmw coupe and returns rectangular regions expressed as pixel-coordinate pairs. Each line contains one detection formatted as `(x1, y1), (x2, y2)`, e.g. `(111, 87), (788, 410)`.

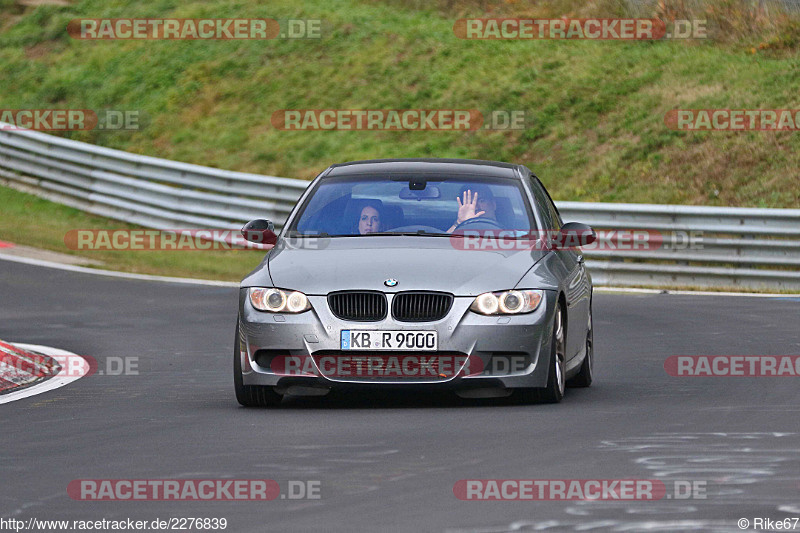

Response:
(235, 159), (596, 406)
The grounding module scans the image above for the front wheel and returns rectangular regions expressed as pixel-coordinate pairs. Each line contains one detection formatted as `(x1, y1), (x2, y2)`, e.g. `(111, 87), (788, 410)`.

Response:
(517, 302), (566, 404)
(538, 303), (566, 403)
(568, 306), (593, 388)
(234, 324), (283, 407)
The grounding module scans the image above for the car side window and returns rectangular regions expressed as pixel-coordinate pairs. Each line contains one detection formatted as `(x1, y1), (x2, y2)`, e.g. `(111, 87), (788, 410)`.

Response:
(546, 196), (562, 231)
(531, 177), (561, 231)
(528, 177), (554, 230)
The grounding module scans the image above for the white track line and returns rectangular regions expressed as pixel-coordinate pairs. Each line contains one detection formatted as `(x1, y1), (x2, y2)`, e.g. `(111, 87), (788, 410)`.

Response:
(0, 343), (88, 404)
(0, 252), (238, 287)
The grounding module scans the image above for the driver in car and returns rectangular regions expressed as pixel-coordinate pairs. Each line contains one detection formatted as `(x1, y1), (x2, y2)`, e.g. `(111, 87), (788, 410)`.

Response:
(446, 185), (497, 233)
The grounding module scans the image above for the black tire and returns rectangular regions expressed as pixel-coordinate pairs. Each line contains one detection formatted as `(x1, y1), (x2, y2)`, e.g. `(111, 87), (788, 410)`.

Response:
(568, 305), (593, 388)
(517, 301), (566, 404)
(538, 302), (566, 403)
(234, 324), (282, 407)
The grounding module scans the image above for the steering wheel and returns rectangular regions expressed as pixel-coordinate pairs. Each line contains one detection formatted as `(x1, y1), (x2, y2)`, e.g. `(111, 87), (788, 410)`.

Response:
(454, 217), (504, 231)
(389, 225), (444, 233)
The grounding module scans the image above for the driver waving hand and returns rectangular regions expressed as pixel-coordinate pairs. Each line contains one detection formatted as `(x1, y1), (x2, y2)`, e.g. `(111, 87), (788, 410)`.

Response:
(446, 185), (497, 233)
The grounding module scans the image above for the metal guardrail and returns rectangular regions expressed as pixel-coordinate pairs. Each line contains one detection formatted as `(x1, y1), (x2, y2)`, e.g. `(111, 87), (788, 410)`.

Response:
(558, 202), (800, 290)
(0, 124), (307, 231)
(1, 124), (799, 291)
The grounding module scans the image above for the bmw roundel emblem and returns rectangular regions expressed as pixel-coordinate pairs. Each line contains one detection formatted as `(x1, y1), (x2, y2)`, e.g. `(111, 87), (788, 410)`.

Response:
(384, 279), (398, 287)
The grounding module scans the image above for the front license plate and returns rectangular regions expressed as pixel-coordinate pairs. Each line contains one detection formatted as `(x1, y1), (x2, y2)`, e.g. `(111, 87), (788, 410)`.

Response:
(341, 330), (438, 351)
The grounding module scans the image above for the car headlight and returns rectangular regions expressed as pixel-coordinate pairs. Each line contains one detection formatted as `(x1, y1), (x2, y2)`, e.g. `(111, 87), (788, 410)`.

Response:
(249, 288), (311, 313)
(470, 290), (543, 315)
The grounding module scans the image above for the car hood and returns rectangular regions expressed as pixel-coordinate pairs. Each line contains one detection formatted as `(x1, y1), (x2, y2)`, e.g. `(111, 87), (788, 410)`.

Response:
(241, 236), (548, 296)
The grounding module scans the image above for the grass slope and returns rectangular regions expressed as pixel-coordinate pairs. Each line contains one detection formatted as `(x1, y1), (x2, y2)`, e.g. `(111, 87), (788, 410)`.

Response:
(1, 0), (798, 211)
(0, 185), (265, 281)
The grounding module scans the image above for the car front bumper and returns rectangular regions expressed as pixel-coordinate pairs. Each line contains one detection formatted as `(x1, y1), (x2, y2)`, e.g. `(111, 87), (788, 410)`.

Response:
(237, 288), (557, 393)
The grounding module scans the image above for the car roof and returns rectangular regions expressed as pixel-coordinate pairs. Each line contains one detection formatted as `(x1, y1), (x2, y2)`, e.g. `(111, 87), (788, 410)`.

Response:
(326, 158), (524, 179)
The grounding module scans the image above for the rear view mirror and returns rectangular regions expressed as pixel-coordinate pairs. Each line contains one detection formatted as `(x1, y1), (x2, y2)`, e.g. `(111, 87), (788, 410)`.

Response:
(241, 219), (278, 245)
(399, 185), (441, 200)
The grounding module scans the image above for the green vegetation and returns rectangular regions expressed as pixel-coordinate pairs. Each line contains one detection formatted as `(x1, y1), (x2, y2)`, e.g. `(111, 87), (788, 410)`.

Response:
(0, 0), (798, 279)
(2, 0), (798, 207)
(0, 185), (264, 281)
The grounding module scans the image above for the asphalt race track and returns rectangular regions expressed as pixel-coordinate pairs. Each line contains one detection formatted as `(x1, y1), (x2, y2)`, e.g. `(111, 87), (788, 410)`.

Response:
(1, 259), (799, 532)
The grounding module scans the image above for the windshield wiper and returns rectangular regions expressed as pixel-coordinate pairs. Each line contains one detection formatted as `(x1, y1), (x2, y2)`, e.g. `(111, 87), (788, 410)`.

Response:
(378, 230), (454, 237)
(289, 230), (491, 238)
(448, 231), (539, 240)
(286, 232), (361, 238)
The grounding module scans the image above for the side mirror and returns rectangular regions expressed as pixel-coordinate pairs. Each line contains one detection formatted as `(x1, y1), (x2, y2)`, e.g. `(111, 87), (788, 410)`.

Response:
(553, 222), (596, 249)
(241, 219), (278, 245)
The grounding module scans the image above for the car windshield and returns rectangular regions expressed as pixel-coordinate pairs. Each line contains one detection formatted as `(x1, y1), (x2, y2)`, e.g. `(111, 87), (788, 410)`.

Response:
(287, 175), (535, 237)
